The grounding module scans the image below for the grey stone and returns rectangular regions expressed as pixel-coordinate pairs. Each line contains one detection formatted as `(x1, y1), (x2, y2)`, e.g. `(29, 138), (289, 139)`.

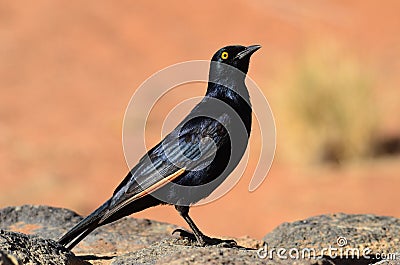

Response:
(109, 238), (326, 265)
(0, 229), (88, 265)
(264, 213), (400, 264)
(1, 206), (399, 264)
(0, 251), (21, 265)
(0, 205), (178, 256)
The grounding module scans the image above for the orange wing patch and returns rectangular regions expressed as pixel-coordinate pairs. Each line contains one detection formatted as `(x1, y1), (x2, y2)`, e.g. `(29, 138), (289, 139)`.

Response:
(99, 167), (186, 223)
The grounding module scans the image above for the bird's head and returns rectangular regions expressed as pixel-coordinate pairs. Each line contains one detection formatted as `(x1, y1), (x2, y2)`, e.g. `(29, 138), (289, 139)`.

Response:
(211, 45), (261, 73)
(209, 45), (261, 86)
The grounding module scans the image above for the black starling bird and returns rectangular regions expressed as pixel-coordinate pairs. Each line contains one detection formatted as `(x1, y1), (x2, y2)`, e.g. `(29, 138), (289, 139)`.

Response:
(58, 45), (261, 249)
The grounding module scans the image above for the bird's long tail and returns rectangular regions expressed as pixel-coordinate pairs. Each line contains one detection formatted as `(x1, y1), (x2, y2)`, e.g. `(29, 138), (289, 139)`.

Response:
(58, 199), (111, 250)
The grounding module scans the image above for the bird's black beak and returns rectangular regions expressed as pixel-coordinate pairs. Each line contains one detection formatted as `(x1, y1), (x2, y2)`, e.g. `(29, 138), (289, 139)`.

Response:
(234, 45), (261, 60)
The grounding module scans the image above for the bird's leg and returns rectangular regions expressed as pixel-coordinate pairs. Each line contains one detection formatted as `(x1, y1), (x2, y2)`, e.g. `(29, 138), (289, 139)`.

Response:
(174, 205), (206, 245)
(173, 205), (237, 247)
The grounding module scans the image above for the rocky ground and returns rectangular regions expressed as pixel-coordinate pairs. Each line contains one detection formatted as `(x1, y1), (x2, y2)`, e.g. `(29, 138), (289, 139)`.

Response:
(0, 205), (399, 264)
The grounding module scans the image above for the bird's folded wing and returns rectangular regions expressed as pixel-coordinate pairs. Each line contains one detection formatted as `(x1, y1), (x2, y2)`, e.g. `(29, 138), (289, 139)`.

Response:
(99, 166), (185, 223)
(100, 115), (230, 223)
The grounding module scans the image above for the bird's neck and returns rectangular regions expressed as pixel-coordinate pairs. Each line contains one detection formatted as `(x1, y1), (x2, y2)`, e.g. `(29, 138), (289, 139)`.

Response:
(205, 81), (252, 135)
(206, 80), (250, 105)
(206, 63), (250, 103)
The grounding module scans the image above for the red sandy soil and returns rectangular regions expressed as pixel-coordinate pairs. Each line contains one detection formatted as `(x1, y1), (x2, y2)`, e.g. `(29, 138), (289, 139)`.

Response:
(0, 1), (399, 239)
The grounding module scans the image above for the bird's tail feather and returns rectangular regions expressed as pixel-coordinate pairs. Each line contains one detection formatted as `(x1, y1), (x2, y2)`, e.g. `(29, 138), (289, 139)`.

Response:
(58, 199), (111, 250)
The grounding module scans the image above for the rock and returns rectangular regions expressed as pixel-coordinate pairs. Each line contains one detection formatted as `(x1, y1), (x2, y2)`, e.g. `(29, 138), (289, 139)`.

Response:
(0, 205), (82, 240)
(375, 261), (400, 265)
(264, 213), (400, 264)
(1, 206), (399, 264)
(110, 238), (258, 265)
(110, 238), (336, 265)
(0, 205), (179, 257)
(0, 251), (21, 265)
(0, 229), (88, 265)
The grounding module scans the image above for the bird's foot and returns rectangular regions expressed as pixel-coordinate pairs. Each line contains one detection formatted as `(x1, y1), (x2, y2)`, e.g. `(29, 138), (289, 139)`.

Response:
(172, 229), (237, 248)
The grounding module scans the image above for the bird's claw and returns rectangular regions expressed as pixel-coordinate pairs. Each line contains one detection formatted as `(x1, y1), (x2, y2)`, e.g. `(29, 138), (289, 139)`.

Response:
(172, 228), (197, 242)
(214, 238), (237, 248)
(172, 229), (237, 248)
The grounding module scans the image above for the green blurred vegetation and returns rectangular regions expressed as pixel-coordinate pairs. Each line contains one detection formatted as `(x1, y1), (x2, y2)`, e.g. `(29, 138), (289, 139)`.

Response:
(272, 44), (378, 165)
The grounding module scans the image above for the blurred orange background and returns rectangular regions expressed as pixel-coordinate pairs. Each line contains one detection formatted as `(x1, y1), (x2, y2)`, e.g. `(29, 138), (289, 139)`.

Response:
(0, 1), (399, 239)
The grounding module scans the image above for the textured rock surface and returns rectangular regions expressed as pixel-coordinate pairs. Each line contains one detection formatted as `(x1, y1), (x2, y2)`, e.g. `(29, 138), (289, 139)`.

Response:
(0, 205), (81, 240)
(109, 238), (339, 265)
(376, 261), (400, 265)
(264, 213), (400, 252)
(0, 229), (88, 264)
(0, 205), (180, 257)
(1, 206), (399, 264)
(0, 251), (21, 265)
(264, 213), (400, 264)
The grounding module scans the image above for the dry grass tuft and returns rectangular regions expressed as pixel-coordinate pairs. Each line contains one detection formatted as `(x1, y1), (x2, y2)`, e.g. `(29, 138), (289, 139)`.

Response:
(271, 43), (378, 165)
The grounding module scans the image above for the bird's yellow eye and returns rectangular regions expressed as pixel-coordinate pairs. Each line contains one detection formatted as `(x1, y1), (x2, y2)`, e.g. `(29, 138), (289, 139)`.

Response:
(221, 51), (229, 60)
